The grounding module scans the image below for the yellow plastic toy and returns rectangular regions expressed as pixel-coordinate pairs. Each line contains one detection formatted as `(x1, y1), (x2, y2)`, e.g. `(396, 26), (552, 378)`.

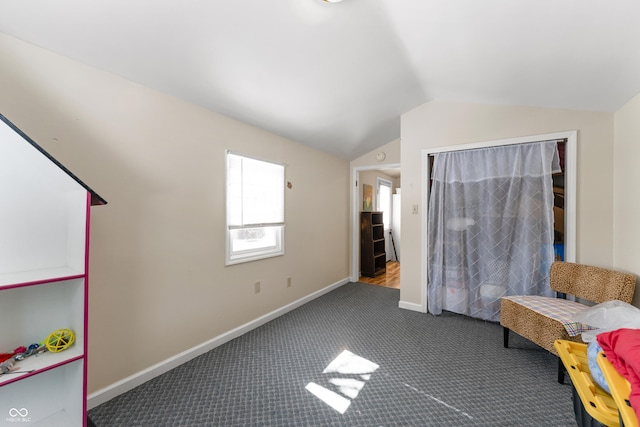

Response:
(598, 351), (639, 427)
(45, 329), (75, 353)
(554, 339), (619, 427)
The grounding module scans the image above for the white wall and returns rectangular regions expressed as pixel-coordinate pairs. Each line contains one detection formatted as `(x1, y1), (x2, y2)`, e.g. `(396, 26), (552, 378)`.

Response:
(0, 34), (351, 394)
(614, 92), (640, 307)
(400, 101), (615, 309)
(351, 138), (401, 168)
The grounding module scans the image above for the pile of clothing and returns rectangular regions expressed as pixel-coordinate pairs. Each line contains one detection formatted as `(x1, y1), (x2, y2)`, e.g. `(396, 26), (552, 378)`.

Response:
(573, 300), (640, 423)
(597, 328), (640, 421)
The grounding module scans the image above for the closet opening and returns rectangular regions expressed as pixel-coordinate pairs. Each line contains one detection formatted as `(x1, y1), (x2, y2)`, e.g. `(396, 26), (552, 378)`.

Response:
(421, 131), (576, 317)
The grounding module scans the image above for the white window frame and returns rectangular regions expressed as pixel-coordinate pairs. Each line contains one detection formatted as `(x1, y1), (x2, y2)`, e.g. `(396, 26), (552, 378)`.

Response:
(225, 151), (285, 265)
(376, 177), (392, 230)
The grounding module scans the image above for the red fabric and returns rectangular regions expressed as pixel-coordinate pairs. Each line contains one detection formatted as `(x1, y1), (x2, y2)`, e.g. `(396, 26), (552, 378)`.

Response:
(597, 328), (640, 422)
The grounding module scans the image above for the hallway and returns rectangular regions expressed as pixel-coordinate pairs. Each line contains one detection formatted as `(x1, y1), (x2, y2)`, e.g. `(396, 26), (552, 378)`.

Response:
(358, 261), (400, 289)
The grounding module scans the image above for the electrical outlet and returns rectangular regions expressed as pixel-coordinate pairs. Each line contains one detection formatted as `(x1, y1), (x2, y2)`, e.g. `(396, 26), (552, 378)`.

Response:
(254, 281), (260, 294)
(287, 277), (292, 287)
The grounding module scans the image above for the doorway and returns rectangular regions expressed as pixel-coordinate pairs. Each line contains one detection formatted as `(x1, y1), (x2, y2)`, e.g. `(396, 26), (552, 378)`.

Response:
(351, 165), (401, 289)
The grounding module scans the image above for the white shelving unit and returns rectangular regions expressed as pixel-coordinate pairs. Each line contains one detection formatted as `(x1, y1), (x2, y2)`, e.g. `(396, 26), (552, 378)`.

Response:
(0, 114), (105, 427)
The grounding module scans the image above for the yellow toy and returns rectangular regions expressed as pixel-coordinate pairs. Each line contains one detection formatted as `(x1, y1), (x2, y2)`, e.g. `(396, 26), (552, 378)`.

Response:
(45, 329), (75, 353)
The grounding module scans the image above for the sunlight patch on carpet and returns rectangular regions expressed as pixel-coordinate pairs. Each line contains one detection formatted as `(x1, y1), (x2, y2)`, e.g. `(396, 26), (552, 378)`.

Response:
(306, 350), (379, 414)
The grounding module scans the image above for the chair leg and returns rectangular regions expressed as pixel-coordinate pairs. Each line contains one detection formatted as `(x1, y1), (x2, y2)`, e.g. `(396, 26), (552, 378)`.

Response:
(557, 357), (565, 384)
(503, 327), (509, 348)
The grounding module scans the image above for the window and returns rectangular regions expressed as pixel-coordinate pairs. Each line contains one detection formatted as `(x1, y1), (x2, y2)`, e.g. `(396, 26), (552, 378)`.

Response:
(376, 178), (392, 230)
(377, 177), (393, 262)
(226, 151), (285, 265)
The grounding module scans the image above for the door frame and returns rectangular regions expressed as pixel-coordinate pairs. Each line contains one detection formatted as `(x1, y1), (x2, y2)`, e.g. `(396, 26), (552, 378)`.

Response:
(350, 164), (401, 282)
(421, 131), (577, 313)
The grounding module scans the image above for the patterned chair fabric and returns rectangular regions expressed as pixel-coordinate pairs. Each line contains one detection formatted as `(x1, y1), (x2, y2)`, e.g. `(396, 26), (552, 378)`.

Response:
(500, 261), (636, 379)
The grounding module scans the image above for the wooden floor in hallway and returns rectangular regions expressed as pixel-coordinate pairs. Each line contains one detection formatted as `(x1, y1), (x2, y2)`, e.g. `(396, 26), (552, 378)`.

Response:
(358, 261), (400, 289)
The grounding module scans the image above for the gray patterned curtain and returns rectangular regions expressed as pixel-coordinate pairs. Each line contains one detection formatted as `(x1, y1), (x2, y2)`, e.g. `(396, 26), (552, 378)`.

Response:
(427, 140), (561, 321)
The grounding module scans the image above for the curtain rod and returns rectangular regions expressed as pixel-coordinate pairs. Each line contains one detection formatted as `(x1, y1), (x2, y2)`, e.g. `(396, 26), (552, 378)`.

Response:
(427, 138), (568, 157)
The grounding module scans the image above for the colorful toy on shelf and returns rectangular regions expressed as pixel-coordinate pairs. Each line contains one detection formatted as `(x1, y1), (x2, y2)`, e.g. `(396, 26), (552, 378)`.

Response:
(45, 329), (75, 353)
(0, 343), (46, 375)
(1, 345), (38, 373)
(0, 352), (15, 364)
(0, 329), (75, 376)
(14, 343), (46, 361)
(0, 359), (18, 375)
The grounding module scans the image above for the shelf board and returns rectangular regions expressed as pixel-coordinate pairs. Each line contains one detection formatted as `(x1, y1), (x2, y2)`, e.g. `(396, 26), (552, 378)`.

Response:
(0, 347), (84, 387)
(30, 410), (76, 427)
(0, 267), (84, 289)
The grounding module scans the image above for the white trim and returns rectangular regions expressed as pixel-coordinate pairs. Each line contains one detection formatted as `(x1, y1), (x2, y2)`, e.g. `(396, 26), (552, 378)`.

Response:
(87, 277), (350, 409)
(423, 131), (572, 154)
(350, 164), (401, 282)
(421, 130), (577, 312)
(351, 167), (361, 282)
(419, 151), (431, 313)
(226, 226), (285, 266)
(225, 149), (287, 168)
(398, 300), (424, 312)
(563, 132), (577, 262)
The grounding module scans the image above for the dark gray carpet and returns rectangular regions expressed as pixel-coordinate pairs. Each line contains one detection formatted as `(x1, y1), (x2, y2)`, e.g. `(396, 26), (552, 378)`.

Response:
(88, 282), (577, 426)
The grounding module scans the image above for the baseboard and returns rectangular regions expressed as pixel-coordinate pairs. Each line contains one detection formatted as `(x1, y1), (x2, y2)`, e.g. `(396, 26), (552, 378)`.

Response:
(87, 277), (351, 409)
(398, 300), (426, 313)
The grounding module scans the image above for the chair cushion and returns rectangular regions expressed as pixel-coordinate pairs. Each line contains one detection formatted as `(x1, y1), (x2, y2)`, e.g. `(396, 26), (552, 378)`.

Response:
(501, 295), (596, 337)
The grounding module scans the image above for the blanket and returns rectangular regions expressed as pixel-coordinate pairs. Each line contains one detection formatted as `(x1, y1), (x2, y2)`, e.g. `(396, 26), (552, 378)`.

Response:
(597, 328), (640, 422)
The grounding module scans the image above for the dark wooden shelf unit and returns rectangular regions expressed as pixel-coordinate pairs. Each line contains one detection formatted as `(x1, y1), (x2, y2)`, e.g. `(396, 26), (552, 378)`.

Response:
(361, 211), (386, 277)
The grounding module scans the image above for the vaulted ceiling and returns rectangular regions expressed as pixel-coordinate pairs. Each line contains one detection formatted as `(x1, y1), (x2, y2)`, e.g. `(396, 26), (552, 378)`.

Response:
(1, 0), (639, 159)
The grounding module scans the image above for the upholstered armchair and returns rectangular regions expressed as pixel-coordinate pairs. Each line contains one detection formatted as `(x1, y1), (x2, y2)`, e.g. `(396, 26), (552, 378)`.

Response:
(500, 261), (636, 383)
